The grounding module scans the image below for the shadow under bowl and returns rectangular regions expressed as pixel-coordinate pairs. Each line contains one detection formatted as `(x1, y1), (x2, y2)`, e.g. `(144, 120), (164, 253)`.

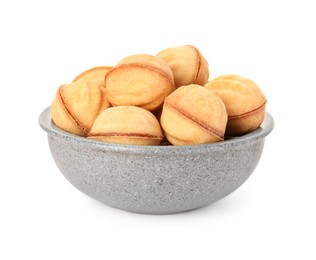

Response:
(39, 107), (274, 214)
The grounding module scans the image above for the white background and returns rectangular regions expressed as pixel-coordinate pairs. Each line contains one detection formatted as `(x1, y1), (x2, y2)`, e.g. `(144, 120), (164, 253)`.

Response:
(1, 0), (315, 259)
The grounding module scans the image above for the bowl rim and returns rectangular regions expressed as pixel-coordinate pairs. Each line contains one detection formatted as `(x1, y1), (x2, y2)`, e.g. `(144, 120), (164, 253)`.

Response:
(39, 106), (274, 154)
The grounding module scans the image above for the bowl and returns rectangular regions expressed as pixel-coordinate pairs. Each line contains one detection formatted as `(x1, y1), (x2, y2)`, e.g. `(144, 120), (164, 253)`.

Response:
(39, 107), (274, 214)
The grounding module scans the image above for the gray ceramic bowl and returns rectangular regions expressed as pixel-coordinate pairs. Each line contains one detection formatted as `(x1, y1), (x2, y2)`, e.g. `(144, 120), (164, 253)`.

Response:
(39, 107), (274, 214)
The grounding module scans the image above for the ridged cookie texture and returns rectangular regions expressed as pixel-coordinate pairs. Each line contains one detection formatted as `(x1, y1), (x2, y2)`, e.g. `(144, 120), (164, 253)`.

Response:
(88, 106), (164, 145)
(104, 54), (175, 111)
(156, 45), (209, 88)
(51, 80), (110, 136)
(204, 74), (266, 136)
(160, 84), (227, 146)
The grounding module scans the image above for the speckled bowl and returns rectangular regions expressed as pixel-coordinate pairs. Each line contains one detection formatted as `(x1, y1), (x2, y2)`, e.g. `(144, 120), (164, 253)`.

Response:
(39, 107), (273, 214)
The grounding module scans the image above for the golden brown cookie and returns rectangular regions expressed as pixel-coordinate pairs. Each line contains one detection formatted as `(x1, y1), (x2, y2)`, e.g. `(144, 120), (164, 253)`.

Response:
(160, 84), (227, 145)
(156, 45), (209, 88)
(204, 74), (266, 136)
(104, 54), (175, 111)
(88, 106), (164, 145)
(72, 66), (113, 83)
(51, 80), (110, 136)
(72, 66), (112, 112)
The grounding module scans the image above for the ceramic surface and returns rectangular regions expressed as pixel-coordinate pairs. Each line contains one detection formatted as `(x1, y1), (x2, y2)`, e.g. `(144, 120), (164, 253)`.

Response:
(39, 107), (274, 214)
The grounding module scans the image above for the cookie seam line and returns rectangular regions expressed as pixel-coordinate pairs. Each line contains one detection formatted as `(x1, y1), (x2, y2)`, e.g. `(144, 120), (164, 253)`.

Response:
(191, 45), (202, 83)
(87, 132), (163, 140)
(58, 87), (89, 135)
(105, 63), (175, 88)
(229, 100), (267, 120)
(164, 101), (224, 140)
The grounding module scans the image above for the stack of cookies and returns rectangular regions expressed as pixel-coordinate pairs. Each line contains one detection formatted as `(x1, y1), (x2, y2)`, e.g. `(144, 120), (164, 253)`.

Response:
(51, 45), (267, 146)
